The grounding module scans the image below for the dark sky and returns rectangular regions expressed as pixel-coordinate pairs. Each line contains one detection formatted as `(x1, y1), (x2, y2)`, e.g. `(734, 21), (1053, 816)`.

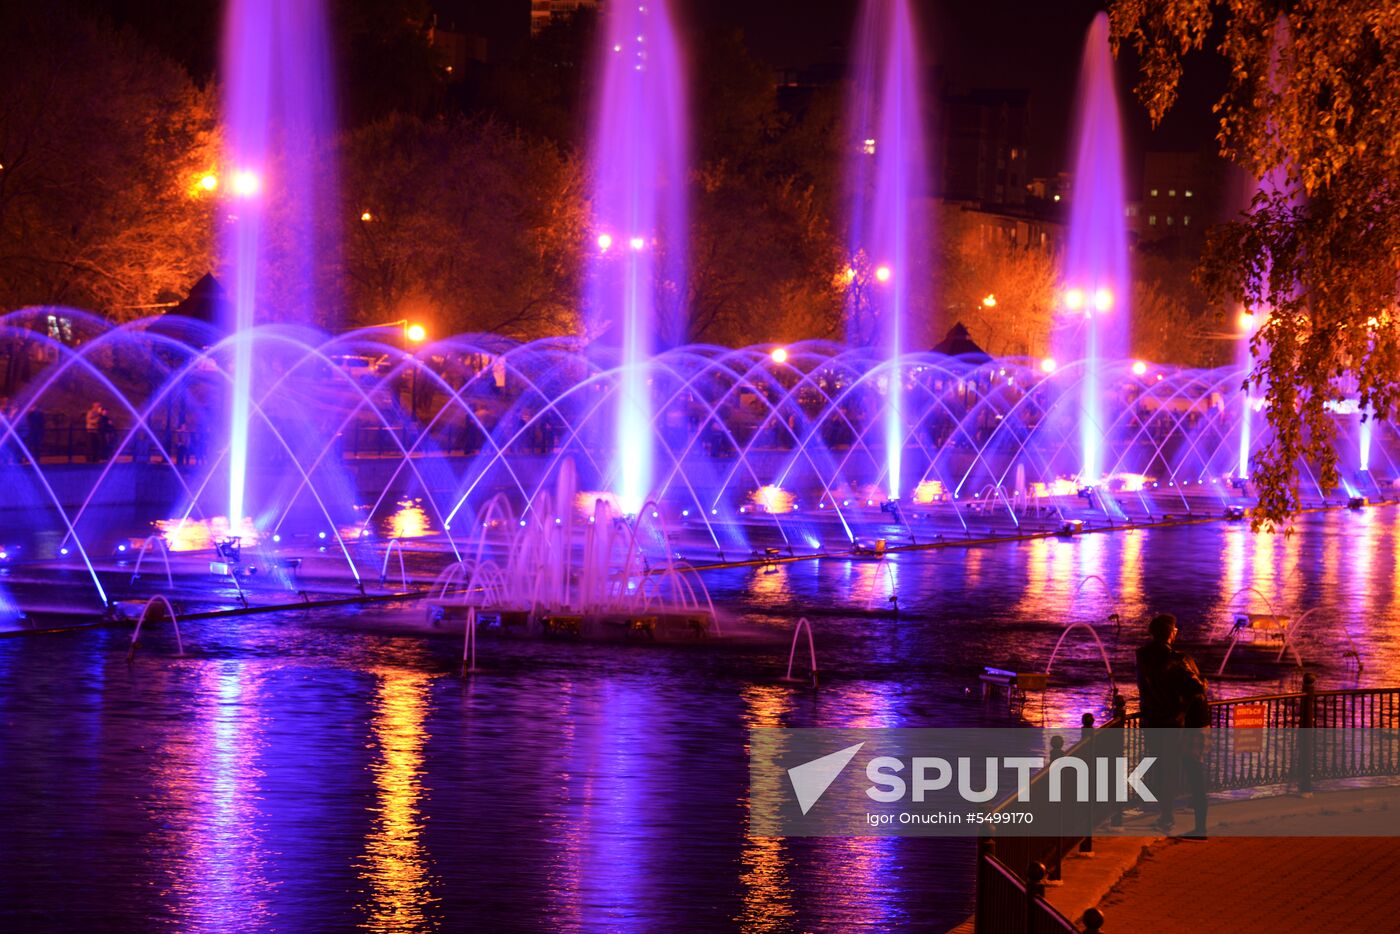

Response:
(86, 0), (1226, 180)
(692, 0), (1226, 179)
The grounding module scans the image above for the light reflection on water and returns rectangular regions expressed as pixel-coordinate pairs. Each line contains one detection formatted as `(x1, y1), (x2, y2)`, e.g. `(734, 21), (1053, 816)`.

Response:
(1, 510), (1400, 929)
(359, 668), (438, 932)
(154, 661), (272, 930)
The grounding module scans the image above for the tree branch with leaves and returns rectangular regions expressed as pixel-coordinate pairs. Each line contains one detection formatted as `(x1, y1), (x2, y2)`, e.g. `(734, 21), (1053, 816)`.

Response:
(1111, 0), (1400, 527)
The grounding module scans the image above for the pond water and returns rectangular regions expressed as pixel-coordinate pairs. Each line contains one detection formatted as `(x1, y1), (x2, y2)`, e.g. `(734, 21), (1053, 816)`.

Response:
(2, 507), (1397, 931)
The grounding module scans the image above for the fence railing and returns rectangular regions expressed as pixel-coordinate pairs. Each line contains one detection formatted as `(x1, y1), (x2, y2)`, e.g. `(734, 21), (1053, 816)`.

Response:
(974, 675), (1400, 933)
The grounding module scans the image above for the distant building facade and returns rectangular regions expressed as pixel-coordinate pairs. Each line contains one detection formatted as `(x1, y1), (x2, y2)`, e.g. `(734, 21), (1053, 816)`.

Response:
(1132, 151), (1230, 254)
(531, 0), (599, 36)
(942, 89), (1031, 206)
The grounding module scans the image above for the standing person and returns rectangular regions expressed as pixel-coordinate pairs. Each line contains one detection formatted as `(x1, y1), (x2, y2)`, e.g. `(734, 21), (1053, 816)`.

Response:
(173, 420), (191, 468)
(85, 402), (104, 463)
(1136, 613), (1210, 838)
(98, 406), (115, 461)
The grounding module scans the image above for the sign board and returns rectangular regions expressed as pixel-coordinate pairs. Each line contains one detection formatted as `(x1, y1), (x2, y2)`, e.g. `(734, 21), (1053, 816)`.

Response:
(1234, 703), (1267, 753)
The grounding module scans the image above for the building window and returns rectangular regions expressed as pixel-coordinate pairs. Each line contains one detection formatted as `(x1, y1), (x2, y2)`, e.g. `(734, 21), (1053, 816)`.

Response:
(1150, 188), (1159, 197)
(1185, 190), (1193, 198)
(1183, 215), (1191, 226)
(1168, 189), (1177, 197)
(1149, 215), (1157, 226)
(1166, 215), (1174, 226)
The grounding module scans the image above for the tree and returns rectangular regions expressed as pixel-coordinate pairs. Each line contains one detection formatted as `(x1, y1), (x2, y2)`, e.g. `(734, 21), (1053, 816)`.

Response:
(1126, 252), (1234, 367)
(1111, 0), (1400, 526)
(0, 4), (218, 319)
(941, 207), (1059, 357)
(338, 114), (586, 339)
(681, 30), (847, 346)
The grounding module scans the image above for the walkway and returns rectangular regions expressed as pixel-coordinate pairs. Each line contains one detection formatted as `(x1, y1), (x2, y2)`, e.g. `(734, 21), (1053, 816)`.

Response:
(1041, 786), (1400, 932)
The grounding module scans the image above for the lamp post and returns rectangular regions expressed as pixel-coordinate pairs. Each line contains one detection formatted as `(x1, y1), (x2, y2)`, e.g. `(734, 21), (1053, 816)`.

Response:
(355, 319), (428, 421)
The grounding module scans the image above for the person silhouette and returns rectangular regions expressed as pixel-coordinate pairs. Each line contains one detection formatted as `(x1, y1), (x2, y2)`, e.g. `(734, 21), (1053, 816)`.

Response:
(1136, 613), (1210, 838)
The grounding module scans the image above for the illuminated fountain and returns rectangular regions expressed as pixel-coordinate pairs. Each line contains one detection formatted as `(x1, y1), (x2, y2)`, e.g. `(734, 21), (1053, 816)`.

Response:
(847, 0), (931, 503)
(0, 302), (1393, 624)
(0, 7), (1395, 633)
(1055, 13), (1130, 488)
(587, 0), (688, 515)
(222, 0), (337, 529)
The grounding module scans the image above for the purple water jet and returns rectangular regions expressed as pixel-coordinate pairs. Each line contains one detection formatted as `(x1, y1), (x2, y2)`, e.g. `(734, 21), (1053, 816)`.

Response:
(222, 0), (337, 527)
(586, 0), (688, 514)
(1056, 13), (1129, 483)
(846, 0), (931, 501)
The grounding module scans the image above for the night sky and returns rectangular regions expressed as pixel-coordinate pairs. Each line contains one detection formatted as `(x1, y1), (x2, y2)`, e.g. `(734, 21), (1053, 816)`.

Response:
(86, 0), (1228, 181)
(695, 0), (1227, 180)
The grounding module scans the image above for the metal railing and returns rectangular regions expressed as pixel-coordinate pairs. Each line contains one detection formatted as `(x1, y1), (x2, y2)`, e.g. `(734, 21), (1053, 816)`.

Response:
(974, 675), (1400, 933)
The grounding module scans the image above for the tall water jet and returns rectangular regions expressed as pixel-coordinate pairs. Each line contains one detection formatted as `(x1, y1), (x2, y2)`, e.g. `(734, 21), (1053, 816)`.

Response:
(847, 0), (931, 501)
(587, 0), (688, 514)
(222, 0), (337, 527)
(1056, 13), (1129, 484)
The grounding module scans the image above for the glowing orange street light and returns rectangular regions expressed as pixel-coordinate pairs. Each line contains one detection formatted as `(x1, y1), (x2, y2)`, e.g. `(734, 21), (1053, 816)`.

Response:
(1131, 360), (1148, 376)
(1093, 288), (1114, 312)
(360, 210), (373, 222)
(198, 173), (219, 192)
(1063, 288), (1085, 311)
(597, 233), (613, 251)
(629, 236), (646, 251)
(405, 323), (428, 344)
(982, 294), (997, 308)
(770, 347), (789, 364)
(875, 265), (892, 283)
(1040, 357), (1057, 374)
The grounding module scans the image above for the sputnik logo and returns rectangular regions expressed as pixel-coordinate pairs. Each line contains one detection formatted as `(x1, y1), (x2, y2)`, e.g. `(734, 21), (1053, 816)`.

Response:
(788, 742), (864, 814)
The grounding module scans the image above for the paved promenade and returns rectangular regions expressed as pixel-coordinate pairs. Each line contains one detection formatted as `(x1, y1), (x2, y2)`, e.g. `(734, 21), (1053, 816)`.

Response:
(1047, 787), (1400, 932)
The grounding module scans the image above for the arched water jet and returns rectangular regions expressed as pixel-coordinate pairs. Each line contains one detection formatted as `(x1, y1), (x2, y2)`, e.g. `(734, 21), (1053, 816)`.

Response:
(379, 539), (408, 591)
(1044, 622), (1116, 697)
(130, 535), (174, 589)
(782, 617), (819, 687)
(125, 595), (184, 662)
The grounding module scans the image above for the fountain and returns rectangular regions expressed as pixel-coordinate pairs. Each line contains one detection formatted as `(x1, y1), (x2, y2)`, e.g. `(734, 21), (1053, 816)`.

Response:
(125, 594), (185, 662)
(1, 300), (1393, 627)
(847, 0), (932, 503)
(782, 617), (819, 686)
(587, 0), (688, 515)
(222, 0), (337, 530)
(0, 7), (1395, 636)
(1056, 13), (1130, 488)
